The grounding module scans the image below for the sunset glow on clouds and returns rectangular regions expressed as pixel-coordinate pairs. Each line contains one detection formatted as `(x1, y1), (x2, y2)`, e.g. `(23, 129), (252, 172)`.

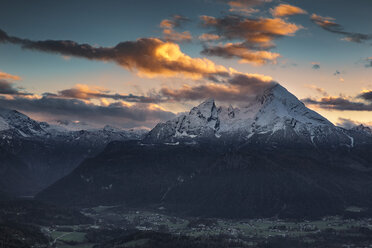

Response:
(0, 0), (371, 128)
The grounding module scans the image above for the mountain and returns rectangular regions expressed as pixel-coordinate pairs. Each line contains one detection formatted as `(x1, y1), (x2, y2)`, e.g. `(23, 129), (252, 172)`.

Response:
(144, 84), (358, 147)
(0, 108), (147, 196)
(36, 84), (372, 219)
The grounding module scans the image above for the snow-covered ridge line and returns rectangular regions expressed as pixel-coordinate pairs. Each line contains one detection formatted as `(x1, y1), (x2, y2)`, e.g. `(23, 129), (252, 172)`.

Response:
(0, 108), (147, 140)
(144, 84), (371, 146)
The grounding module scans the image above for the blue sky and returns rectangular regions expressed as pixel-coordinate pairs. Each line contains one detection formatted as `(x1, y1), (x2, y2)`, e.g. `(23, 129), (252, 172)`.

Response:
(0, 0), (371, 128)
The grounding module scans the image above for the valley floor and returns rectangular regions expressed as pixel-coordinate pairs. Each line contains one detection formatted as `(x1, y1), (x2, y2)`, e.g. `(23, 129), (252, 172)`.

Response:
(41, 205), (372, 248)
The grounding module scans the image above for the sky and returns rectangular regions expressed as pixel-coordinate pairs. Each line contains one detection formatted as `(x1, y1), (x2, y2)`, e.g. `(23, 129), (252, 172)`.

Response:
(0, 0), (372, 129)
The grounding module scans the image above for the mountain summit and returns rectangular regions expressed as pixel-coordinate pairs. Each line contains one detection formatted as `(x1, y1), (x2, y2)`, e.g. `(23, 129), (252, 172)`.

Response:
(145, 84), (353, 147)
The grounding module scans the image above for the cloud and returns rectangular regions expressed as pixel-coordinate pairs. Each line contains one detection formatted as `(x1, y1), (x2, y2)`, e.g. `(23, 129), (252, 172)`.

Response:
(0, 95), (175, 129)
(50, 84), (164, 103)
(271, 4), (307, 17)
(0, 29), (228, 79)
(0, 80), (31, 96)
(199, 15), (302, 65)
(199, 33), (220, 41)
(332, 70), (344, 82)
(303, 96), (372, 111)
(358, 90), (372, 102)
(226, 0), (271, 14)
(200, 15), (302, 46)
(311, 14), (372, 43)
(0, 71), (21, 81)
(160, 15), (192, 43)
(160, 72), (276, 102)
(365, 57), (372, 68)
(160, 15), (190, 29)
(162, 29), (192, 43)
(227, 0), (270, 8)
(336, 118), (372, 130)
(311, 62), (320, 70)
(305, 84), (328, 96)
(201, 42), (280, 65)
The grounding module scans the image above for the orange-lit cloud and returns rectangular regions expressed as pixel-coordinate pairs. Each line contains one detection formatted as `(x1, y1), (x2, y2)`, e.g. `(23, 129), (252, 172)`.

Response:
(0, 71), (21, 80)
(227, 0), (269, 8)
(162, 29), (192, 43)
(202, 42), (280, 65)
(200, 15), (302, 46)
(227, 0), (271, 14)
(160, 15), (192, 43)
(198, 33), (220, 41)
(200, 15), (302, 65)
(271, 4), (307, 17)
(0, 29), (229, 79)
(160, 72), (275, 102)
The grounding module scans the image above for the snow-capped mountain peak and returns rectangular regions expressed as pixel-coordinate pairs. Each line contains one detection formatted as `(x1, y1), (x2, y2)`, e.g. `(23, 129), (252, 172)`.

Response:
(144, 84), (357, 146)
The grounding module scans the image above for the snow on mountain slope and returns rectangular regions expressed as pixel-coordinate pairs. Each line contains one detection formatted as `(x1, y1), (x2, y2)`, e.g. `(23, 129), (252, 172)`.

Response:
(0, 108), (47, 136)
(144, 84), (355, 146)
(0, 116), (10, 131)
(0, 107), (148, 141)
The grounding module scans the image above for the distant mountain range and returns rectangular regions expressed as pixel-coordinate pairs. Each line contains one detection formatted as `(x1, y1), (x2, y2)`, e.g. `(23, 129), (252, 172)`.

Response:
(34, 84), (372, 219)
(0, 108), (146, 196)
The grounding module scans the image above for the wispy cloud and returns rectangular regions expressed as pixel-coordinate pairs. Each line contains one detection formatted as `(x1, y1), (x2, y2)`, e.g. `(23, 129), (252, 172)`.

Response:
(311, 14), (372, 43)
(0, 71), (21, 81)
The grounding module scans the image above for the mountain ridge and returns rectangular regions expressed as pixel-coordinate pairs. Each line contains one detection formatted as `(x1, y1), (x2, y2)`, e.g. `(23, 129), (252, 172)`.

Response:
(144, 84), (367, 147)
(35, 83), (372, 219)
(0, 108), (147, 197)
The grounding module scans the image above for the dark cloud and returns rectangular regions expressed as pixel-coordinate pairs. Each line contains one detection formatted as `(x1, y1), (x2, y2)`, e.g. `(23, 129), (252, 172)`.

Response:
(0, 80), (31, 96)
(160, 73), (276, 102)
(312, 63), (320, 70)
(311, 14), (372, 43)
(0, 95), (175, 128)
(160, 15), (190, 29)
(303, 96), (372, 111)
(0, 29), (228, 79)
(336, 118), (372, 130)
(365, 57), (372, 68)
(358, 90), (372, 102)
(53, 84), (164, 103)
